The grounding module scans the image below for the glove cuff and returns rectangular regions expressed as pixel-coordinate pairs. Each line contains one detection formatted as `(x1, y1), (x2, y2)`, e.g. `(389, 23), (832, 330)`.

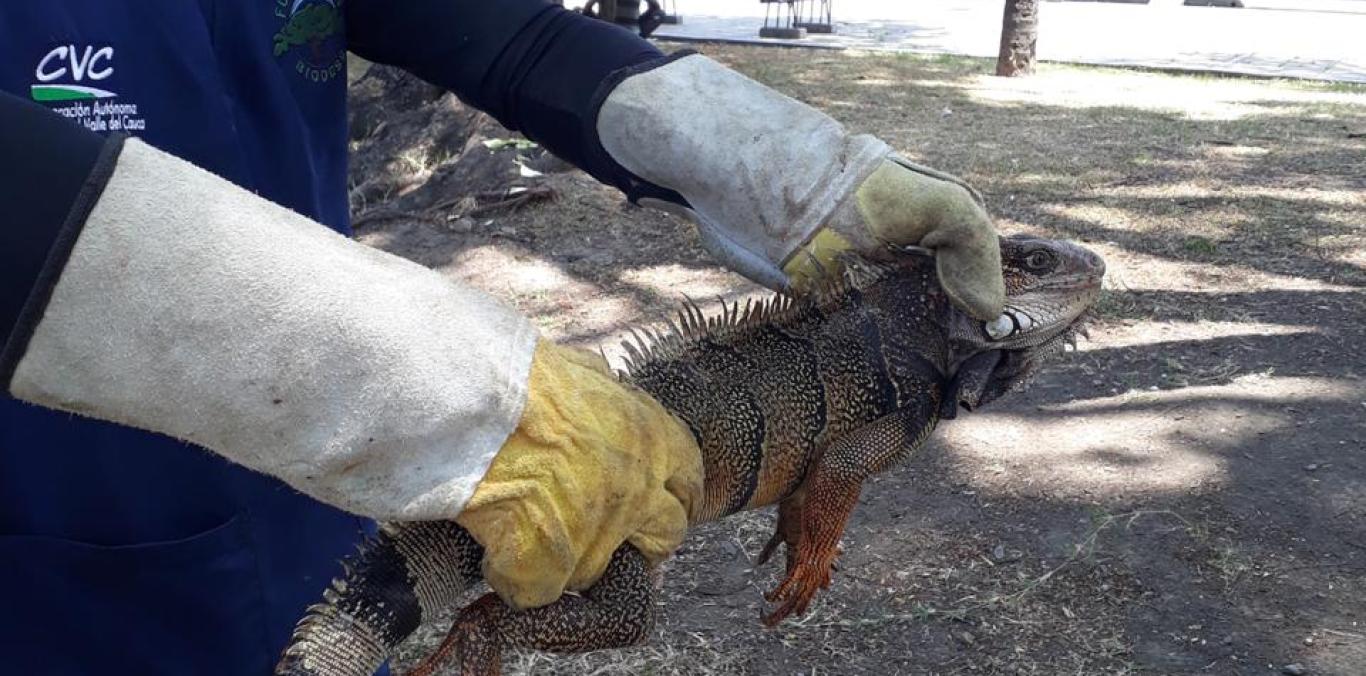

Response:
(8, 139), (540, 520)
(596, 53), (890, 283)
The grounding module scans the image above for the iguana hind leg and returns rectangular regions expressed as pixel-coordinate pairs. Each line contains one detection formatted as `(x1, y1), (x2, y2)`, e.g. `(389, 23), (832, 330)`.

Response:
(757, 490), (805, 574)
(408, 544), (657, 676)
(763, 407), (936, 626)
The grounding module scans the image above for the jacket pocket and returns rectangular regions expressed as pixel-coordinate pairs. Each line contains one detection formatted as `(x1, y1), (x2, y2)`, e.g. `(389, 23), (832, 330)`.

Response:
(0, 515), (273, 676)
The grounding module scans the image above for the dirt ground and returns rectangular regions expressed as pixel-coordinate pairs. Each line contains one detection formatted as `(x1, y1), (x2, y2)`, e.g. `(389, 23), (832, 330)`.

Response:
(347, 45), (1365, 675)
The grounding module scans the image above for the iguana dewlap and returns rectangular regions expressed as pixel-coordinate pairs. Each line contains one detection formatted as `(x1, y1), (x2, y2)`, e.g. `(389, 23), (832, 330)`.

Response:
(277, 235), (1105, 676)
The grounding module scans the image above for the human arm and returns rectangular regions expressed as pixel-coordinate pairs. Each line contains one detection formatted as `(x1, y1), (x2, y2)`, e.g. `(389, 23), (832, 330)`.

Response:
(345, 0), (1005, 318)
(345, 0), (671, 203)
(0, 91), (540, 521)
(2, 88), (698, 609)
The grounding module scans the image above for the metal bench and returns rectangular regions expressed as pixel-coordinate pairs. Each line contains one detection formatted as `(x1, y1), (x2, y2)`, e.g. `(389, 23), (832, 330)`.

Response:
(760, 0), (806, 39)
(578, 0), (668, 37)
(796, 0), (834, 34)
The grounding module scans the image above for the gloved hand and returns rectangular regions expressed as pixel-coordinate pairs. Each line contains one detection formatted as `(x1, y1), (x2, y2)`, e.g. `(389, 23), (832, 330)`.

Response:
(597, 53), (1005, 320)
(455, 339), (703, 610)
(4, 106), (704, 612)
(781, 157), (1003, 319)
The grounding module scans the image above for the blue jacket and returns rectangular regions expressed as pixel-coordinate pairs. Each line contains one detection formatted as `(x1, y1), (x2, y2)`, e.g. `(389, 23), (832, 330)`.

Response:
(0, 1), (662, 673)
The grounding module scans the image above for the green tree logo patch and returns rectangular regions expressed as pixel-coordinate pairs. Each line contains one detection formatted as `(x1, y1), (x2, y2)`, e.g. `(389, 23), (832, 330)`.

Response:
(273, 0), (346, 83)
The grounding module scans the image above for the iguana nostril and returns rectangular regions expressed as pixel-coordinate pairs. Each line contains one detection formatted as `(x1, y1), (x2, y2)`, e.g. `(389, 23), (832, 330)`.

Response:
(1085, 248), (1106, 274)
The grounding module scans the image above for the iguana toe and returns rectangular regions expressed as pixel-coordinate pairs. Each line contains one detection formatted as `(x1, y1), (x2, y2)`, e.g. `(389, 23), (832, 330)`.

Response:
(757, 530), (802, 574)
(405, 595), (503, 676)
(760, 547), (839, 626)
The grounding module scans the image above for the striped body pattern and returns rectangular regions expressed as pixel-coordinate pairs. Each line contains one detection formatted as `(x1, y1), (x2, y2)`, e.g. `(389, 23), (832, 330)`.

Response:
(624, 260), (953, 523)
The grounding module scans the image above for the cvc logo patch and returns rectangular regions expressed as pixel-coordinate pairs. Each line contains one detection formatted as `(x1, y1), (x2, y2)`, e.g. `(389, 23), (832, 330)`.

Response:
(32, 45), (116, 101)
(273, 0), (346, 83)
(31, 44), (147, 133)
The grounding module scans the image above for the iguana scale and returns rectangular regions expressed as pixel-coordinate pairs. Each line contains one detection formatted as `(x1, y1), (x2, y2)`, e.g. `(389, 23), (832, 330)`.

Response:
(277, 235), (1105, 676)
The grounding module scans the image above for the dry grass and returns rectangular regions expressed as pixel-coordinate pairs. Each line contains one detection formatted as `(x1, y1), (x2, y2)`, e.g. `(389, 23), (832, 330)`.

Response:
(704, 48), (1365, 293)
(359, 45), (1366, 675)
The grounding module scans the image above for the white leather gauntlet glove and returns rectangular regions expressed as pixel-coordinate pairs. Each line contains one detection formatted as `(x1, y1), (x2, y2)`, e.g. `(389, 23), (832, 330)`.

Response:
(597, 53), (1004, 320)
(6, 138), (539, 521)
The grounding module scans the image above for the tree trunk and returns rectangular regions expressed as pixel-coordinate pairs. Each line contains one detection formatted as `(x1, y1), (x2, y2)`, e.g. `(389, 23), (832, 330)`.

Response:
(599, 0), (619, 22)
(615, 0), (640, 22)
(996, 0), (1039, 77)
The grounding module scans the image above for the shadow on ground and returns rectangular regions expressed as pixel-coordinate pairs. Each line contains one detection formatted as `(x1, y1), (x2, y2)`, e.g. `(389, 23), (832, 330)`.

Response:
(350, 47), (1366, 674)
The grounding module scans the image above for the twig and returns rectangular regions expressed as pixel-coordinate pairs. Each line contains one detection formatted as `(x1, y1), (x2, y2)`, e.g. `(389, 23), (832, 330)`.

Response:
(467, 186), (555, 217)
(1265, 561), (1359, 575)
(351, 210), (449, 229)
(989, 509), (1188, 607)
(351, 186), (556, 229)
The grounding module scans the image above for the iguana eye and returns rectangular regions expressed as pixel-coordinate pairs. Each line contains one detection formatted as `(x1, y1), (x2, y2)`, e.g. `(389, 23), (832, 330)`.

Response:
(1023, 250), (1054, 272)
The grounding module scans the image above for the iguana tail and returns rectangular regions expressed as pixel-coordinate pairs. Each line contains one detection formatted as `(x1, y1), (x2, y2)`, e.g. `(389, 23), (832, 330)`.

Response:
(276, 521), (483, 676)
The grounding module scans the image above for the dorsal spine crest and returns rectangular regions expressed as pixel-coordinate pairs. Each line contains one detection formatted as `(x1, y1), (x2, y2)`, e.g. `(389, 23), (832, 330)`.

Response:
(619, 256), (906, 377)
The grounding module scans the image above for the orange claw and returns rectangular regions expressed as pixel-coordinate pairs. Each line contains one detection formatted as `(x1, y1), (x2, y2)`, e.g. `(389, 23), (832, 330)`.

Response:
(755, 530), (785, 567)
(406, 620), (460, 676)
(760, 546), (840, 626)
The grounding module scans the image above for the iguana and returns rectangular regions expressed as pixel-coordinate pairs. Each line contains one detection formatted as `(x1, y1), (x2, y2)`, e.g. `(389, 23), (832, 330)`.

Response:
(276, 235), (1105, 676)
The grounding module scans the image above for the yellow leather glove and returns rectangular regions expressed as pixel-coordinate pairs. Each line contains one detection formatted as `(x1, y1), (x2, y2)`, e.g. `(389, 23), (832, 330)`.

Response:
(455, 340), (703, 610)
(784, 157), (1005, 321)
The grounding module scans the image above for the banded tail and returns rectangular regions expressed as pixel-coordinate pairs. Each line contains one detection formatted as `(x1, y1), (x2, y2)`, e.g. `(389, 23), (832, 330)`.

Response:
(276, 521), (483, 676)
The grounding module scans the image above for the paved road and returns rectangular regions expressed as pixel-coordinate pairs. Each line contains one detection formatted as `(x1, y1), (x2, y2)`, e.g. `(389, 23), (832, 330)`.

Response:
(652, 0), (1366, 83)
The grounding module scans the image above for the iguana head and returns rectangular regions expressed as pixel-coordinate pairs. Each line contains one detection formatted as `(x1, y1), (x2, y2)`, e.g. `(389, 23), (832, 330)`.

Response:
(939, 235), (1105, 417)
(971, 235), (1104, 348)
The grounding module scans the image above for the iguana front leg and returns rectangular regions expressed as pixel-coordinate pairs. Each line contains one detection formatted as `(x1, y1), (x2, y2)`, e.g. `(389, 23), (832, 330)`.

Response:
(408, 544), (657, 676)
(762, 407), (936, 626)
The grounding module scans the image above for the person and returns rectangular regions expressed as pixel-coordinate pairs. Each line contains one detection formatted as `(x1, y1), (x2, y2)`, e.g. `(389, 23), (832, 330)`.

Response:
(0, 1), (1004, 673)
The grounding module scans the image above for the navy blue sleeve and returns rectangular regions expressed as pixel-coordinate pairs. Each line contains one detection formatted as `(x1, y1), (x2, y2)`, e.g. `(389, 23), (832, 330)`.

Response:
(345, 0), (684, 203)
(0, 91), (124, 387)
